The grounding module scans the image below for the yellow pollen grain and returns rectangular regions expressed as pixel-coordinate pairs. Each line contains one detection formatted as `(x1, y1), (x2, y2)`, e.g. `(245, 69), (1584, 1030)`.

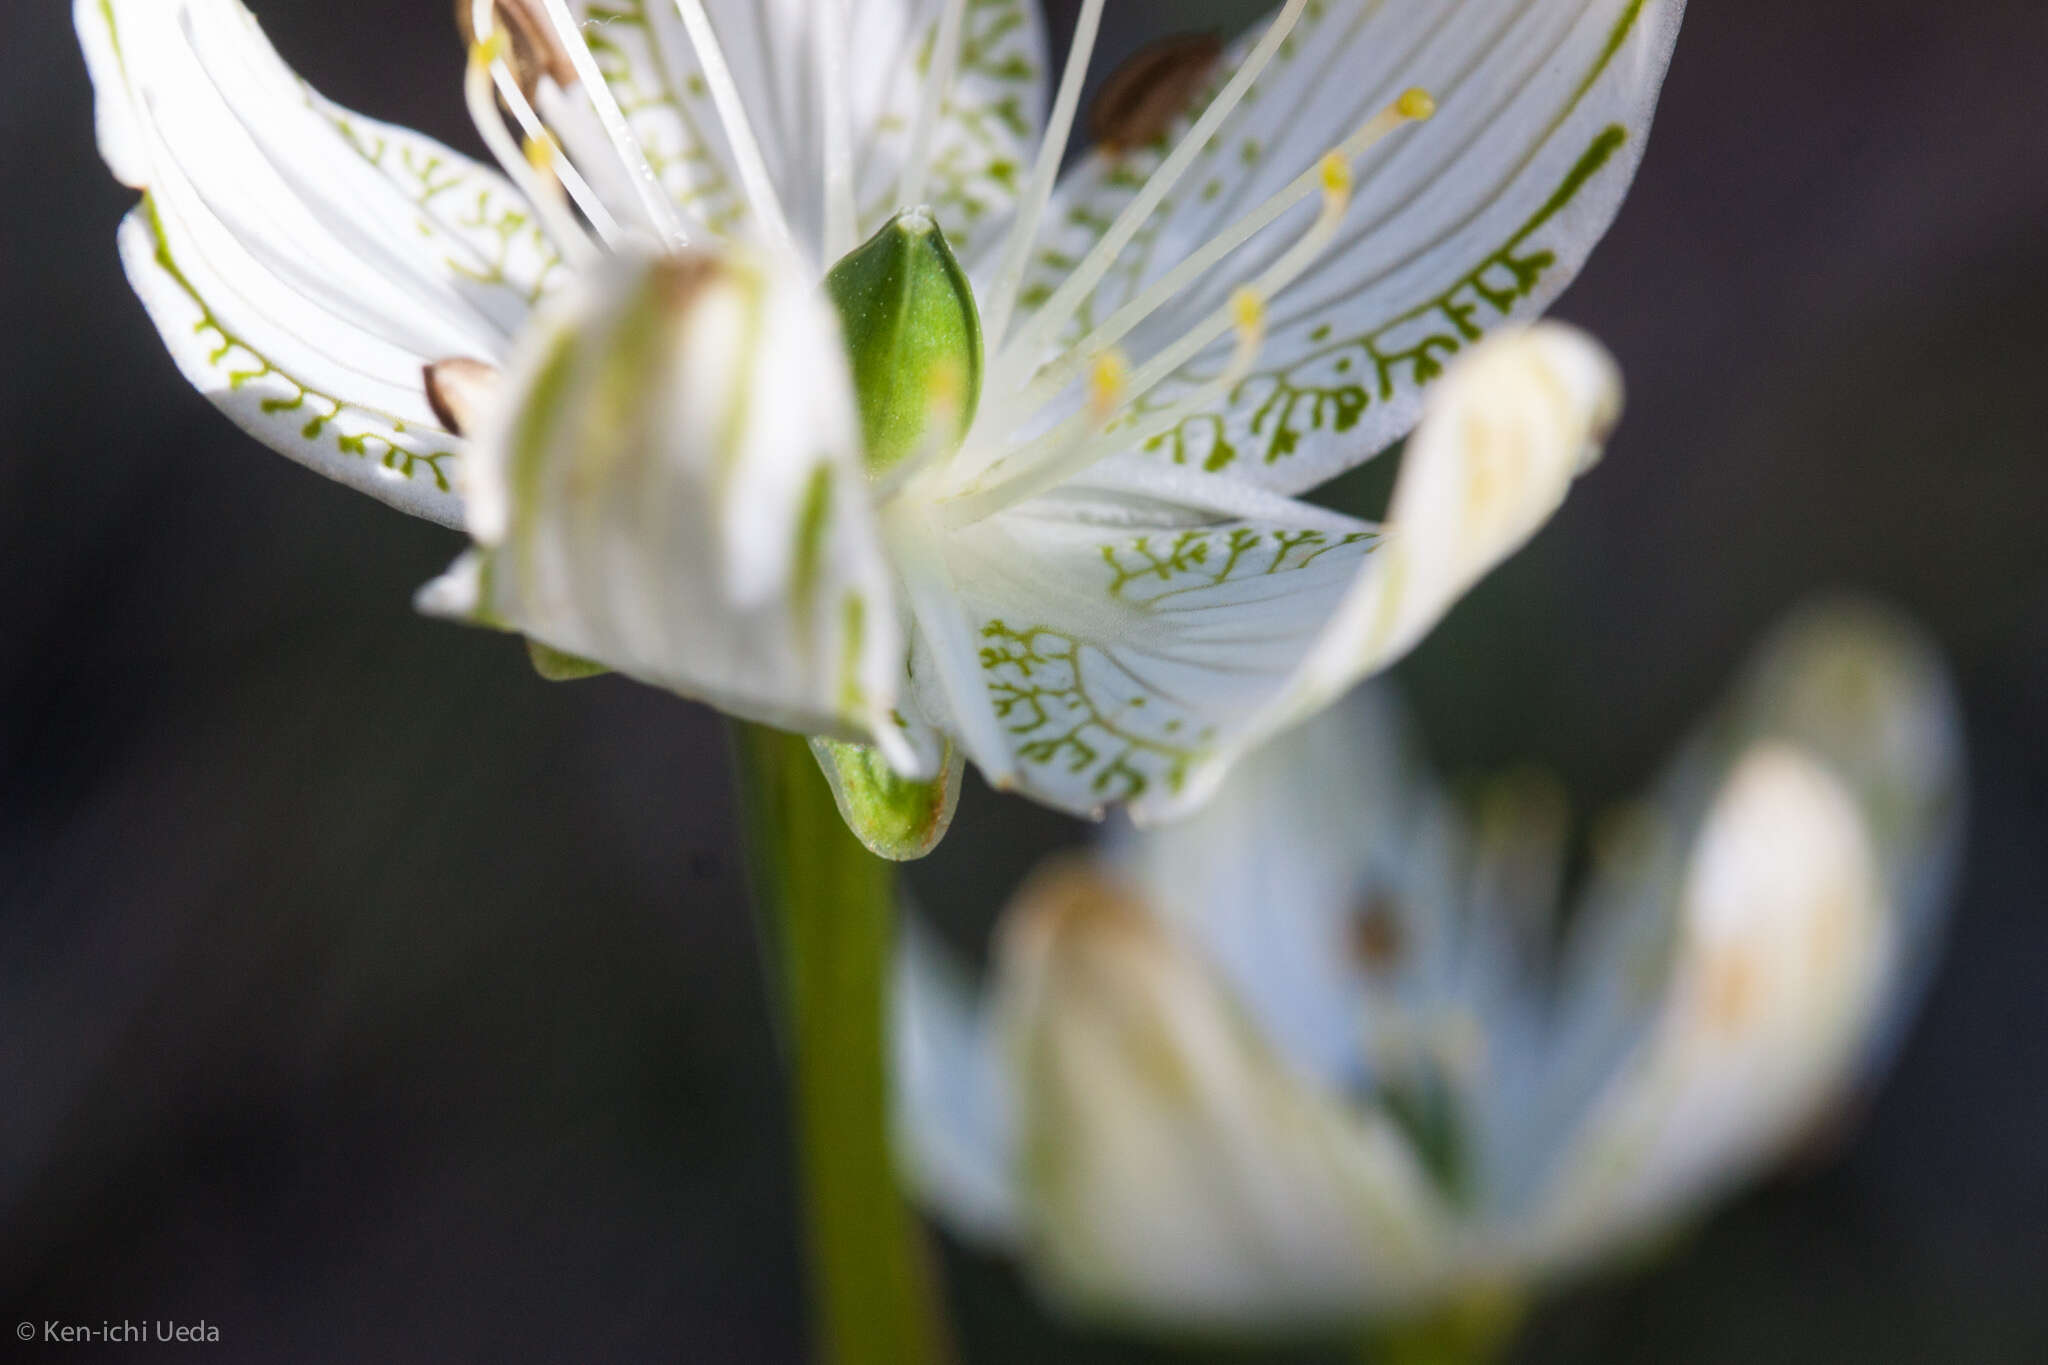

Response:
(472, 32), (509, 68)
(1398, 87), (1438, 121)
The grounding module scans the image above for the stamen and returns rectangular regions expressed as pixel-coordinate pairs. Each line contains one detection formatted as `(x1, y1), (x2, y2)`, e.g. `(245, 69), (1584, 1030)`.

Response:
(1089, 32), (1226, 156)
(819, 0), (858, 260)
(897, 0), (970, 210)
(992, 89), (1435, 433)
(669, 0), (794, 251)
(523, 0), (693, 246)
(465, 36), (600, 264)
(987, 0), (1310, 391)
(505, 86), (627, 247)
(980, 0), (1108, 351)
(943, 292), (1262, 525)
(424, 357), (502, 436)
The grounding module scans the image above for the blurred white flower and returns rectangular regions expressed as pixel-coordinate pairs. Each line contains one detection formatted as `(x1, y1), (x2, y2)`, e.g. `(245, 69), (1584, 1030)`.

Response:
(80, 0), (1681, 834)
(894, 600), (1964, 1333)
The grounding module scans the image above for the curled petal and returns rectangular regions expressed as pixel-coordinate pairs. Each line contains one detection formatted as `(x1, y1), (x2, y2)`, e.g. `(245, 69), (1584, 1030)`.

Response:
(419, 246), (916, 766)
(79, 0), (564, 524)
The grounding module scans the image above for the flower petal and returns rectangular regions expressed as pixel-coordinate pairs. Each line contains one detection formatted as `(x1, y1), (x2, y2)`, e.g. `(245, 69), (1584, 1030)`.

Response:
(890, 922), (1022, 1243)
(917, 325), (1618, 821)
(1522, 603), (1964, 1268)
(990, 859), (1451, 1329)
(418, 246), (914, 762)
(79, 0), (566, 525)
(1015, 0), (1680, 494)
(566, 0), (1046, 267)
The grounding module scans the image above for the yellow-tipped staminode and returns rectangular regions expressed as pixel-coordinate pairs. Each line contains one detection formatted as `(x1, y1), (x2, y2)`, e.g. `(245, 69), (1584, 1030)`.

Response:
(1319, 151), (1354, 206)
(1398, 86), (1438, 122)
(1230, 287), (1266, 343)
(1089, 351), (1131, 421)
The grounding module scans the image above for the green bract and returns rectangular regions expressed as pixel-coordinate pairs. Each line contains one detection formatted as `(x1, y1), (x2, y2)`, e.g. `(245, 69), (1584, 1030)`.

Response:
(825, 211), (983, 479)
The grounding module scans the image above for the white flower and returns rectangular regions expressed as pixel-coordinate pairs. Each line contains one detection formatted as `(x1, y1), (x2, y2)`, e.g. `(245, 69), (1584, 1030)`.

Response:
(79, 0), (1681, 830)
(894, 600), (1964, 1331)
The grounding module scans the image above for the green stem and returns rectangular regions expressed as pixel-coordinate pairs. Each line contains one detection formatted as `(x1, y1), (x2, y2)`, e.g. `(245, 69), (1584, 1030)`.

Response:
(1359, 1288), (1527, 1365)
(732, 723), (950, 1365)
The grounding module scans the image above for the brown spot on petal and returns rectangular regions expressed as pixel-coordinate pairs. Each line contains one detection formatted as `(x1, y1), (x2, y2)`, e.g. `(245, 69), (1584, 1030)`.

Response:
(456, 0), (578, 100)
(424, 357), (501, 437)
(1090, 33), (1224, 155)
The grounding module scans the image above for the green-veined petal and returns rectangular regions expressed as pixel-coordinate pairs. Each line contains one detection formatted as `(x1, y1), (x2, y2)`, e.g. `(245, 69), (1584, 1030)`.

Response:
(1015, 0), (1680, 494)
(565, 0), (1046, 266)
(79, 0), (566, 525)
(912, 324), (1619, 822)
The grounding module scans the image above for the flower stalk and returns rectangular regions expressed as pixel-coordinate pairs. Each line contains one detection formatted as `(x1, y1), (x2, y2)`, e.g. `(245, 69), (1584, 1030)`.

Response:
(733, 723), (950, 1365)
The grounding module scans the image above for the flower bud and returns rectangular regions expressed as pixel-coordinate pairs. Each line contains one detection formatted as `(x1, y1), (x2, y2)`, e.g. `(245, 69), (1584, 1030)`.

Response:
(824, 209), (984, 479)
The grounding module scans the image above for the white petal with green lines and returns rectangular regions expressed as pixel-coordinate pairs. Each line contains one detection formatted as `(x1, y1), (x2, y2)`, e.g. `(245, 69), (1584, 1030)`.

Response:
(1014, 0), (1681, 495)
(912, 325), (1619, 822)
(567, 0), (1046, 267)
(80, 0), (566, 526)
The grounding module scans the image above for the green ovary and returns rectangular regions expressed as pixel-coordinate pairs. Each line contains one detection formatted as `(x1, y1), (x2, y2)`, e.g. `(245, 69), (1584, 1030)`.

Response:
(825, 210), (984, 479)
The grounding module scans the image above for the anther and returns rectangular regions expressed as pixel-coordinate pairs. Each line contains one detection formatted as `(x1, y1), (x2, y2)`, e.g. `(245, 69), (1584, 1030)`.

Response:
(455, 0), (576, 101)
(1089, 32), (1225, 155)
(424, 358), (502, 437)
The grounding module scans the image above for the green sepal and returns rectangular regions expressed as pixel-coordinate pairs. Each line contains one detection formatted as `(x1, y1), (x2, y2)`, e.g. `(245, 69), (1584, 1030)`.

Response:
(824, 210), (983, 479)
(526, 638), (609, 682)
(808, 735), (966, 862)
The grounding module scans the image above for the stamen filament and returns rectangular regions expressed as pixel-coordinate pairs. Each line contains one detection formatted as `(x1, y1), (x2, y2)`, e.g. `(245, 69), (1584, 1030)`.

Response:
(949, 153), (1359, 520)
(988, 0), (1310, 390)
(819, 0), (858, 260)
(980, 0), (1108, 351)
(466, 39), (600, 265)
(669, 0), (794, 251)
(897, 0), (970, 210)
(484, 57), (627, 248)
(994, 90), (1434, 430)
(944, 293), (1263, 525)
(521, 0), (692, 246)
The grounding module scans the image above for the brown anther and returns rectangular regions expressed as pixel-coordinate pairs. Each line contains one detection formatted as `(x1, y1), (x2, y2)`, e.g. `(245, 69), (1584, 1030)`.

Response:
(1349, 889), (1407, 974)
(424, 358), (502, 437)
(456, 0), (578, 101)
(1089, 32), (1224, 155)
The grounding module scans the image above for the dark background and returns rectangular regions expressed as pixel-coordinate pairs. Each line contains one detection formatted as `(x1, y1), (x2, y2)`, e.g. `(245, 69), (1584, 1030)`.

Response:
(4, 1), (2046, 1360)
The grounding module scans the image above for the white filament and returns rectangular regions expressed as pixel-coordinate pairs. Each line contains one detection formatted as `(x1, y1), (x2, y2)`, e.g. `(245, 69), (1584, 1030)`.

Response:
(819, 0), (858, 260)
(980, 0), (1108, 351)
(463, 46), (600, 265)
(993, 97), (1427, 433)
(987, 0), (1311, 391)
(669, 0), (794, 251)
(898, 0), (971, 210)
(526, 0), (692, 246)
